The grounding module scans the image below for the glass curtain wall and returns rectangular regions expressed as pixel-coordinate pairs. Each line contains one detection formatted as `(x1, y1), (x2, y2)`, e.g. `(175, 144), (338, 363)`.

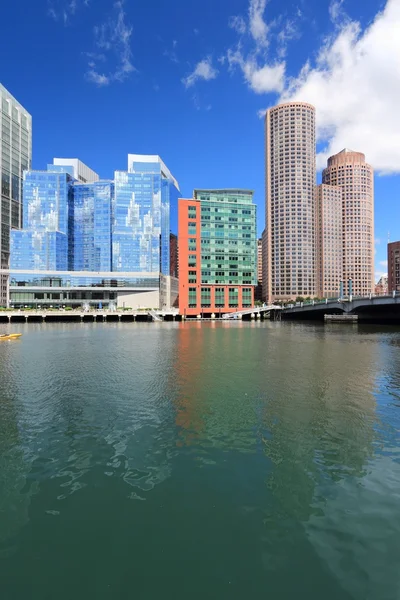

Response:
(73, 182), (113, 271)
(194, 190), (257, 287)
(11, 170), (73, 271)
(113, 164), (178, 275)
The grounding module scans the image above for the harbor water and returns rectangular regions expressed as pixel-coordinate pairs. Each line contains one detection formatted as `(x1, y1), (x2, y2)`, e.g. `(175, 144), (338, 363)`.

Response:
(1, 321), (400, 599)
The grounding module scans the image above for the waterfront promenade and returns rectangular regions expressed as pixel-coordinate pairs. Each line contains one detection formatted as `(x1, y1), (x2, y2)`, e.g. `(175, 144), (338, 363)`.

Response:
(0, 309), (181, 323)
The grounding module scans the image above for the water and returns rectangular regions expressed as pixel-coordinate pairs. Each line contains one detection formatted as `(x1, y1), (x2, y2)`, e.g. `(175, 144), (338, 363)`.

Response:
(1, 321), (400, 600)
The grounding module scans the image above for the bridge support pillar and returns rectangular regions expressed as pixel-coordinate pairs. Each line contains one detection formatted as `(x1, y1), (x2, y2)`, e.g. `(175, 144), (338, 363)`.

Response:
(250, 313), (255, 320)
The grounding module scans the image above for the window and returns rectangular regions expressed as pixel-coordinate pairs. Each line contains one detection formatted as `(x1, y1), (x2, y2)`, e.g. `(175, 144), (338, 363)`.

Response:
(201, 287), (211, 308)
(229, 287), (238, 308)
(215, 287), (225, 308)
(188, 287), (197, 308)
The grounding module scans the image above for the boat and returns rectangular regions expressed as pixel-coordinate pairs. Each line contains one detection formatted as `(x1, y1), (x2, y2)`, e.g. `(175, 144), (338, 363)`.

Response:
(0, 333), (22, 341)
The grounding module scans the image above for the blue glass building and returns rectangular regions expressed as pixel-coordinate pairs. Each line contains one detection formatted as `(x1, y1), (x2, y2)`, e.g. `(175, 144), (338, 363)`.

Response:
(10, 167), (73, 270)
(8, 155), (180, 309)
(113, 155), (179, 275)
(73, 182), (113, 272)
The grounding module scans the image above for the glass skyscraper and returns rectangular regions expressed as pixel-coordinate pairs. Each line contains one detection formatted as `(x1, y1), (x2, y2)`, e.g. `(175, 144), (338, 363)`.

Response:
(73, 181), (113, 272)
(11, 167), (73, 271)
(0, 84), (32, 305)
(113, 155), (179, 275)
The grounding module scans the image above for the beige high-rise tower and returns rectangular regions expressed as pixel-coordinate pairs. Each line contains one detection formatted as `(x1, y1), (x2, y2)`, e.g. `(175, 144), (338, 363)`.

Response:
(322, 149), (374, 296)
(315, 184), (343, 298)
(263, 102), (316, 302)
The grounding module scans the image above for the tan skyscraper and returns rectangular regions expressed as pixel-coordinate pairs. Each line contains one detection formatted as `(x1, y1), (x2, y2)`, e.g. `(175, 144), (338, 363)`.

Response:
(315, 184), (343, 298)
(257, 238), (263, 284)
(322, 149), (374, 296)
(263, 102), (316, 302)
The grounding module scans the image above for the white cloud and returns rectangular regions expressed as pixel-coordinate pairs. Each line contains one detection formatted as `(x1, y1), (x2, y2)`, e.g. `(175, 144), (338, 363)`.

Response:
(164, 40), (179, 64)
(225, 0), (287, 95)
(379, 260), (388, 267)
(85, 0), (134, 86)
(86, 71), (110, 86)
(229, 15), (247, 35)
(277, 19), (301, 58)
(47, 0), (88, 23)
(280, 0), (400, 173)
(227, 47), (285, 93)
(249, 0), (269, 48)
(329, 0), (347, 25)
(182, 57), (218, 88)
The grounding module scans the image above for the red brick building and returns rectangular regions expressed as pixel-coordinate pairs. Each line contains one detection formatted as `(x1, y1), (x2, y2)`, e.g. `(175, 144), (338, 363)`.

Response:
(178, 190), (257, 317)
(388, 241), (400, 293)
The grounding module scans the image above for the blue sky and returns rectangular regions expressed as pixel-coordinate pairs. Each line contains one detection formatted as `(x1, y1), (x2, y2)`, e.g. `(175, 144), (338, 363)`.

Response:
(1, 0), (399, 280)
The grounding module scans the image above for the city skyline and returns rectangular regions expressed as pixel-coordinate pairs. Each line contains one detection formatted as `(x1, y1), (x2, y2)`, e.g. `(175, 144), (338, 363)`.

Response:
(0, 0), (398, 283)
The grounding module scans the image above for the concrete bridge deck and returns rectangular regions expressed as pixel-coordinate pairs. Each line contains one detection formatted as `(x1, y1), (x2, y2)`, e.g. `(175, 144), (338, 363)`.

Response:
(282, 294), (400, 323)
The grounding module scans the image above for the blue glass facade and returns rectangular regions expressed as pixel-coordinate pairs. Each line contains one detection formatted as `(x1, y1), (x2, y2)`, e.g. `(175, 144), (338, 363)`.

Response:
(11, 169), (73, 270)
(112, 161), (178, 275)
(73, 182), (113, 271)
(10, 156), (179, 281)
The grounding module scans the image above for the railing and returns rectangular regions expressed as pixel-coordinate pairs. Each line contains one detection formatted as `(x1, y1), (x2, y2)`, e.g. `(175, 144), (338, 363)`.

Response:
(148, 309), (162, 321)
(222, 305), (282, 319)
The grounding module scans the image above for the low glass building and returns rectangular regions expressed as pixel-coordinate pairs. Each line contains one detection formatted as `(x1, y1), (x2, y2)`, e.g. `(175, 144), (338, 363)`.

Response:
(8, 156), (179, 309)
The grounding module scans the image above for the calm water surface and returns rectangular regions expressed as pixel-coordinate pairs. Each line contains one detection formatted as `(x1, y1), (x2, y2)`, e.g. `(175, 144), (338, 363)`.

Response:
(1, 321), (400, 599)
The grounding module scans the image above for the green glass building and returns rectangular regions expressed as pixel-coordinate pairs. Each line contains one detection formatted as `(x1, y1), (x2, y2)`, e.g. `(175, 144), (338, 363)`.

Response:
(179, 189), (257, 316)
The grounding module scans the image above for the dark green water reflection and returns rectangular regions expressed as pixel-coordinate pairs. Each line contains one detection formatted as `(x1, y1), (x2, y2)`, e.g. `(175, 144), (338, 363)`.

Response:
(1, 321), (400, 599)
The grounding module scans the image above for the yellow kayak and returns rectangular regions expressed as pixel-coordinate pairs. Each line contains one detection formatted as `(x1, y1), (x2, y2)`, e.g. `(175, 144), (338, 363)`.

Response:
(0, 333), (22, 341)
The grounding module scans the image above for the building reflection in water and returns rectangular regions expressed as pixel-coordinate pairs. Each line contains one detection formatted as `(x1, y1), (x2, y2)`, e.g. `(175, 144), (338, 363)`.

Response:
(172, 320), (262, 452)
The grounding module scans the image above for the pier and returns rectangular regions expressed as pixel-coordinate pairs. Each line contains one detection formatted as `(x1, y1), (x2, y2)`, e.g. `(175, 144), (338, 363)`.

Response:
(0, 309), (182, 323)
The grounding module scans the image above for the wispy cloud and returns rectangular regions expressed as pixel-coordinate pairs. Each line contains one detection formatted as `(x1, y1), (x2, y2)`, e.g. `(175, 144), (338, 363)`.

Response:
(164, 40), (179, 64)
(229, 15), (247, 35)
(182, 57), (218, 88)
(249, 0), (270, 48)
(224, 0), (289, 95)
(47, 0), (88, 24)
(276, 19), (301, 58)
(329, 0), (348, 26)
(85, 0), (135, 86)
(379, 260), (388, 268)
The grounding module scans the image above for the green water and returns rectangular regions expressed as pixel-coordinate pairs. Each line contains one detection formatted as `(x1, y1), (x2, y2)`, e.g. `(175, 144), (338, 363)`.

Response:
(1, 321), (400, 599)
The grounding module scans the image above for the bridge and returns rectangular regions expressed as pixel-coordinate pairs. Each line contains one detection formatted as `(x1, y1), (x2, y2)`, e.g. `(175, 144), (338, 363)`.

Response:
(221, 305), (282, 320)
(282, 294), (400, 323)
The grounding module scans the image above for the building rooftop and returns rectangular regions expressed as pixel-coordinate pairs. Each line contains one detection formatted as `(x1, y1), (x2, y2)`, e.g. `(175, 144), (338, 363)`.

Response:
(127, 154), (180, 191)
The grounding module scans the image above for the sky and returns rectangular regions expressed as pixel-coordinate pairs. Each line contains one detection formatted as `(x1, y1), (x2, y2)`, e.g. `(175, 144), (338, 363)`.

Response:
(1, 0), (399, 281)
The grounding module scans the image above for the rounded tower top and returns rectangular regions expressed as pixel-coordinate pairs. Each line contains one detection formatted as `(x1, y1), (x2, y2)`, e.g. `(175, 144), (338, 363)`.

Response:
(267, 101), (315, 116)
(326, 148), (366, 167)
